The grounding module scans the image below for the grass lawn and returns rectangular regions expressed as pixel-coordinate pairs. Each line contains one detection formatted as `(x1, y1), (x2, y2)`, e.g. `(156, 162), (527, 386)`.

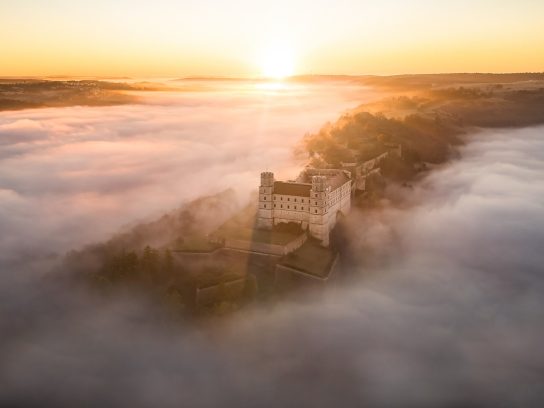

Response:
(192, 266), (247, 289)
(280, 240), (337, 278)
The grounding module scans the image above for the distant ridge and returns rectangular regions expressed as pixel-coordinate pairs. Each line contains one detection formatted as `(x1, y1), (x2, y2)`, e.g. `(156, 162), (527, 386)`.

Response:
(172, 72), (544, 84)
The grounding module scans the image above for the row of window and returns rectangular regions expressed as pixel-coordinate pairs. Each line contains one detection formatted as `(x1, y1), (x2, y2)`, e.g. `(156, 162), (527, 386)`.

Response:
(263, 186), (349, 203)
(272, 204), (305, 210)
(262, 196), (324, 208)
(273, 196), (305, 203)
(262, 204), (319, 214)
(263, 196), (324, 208)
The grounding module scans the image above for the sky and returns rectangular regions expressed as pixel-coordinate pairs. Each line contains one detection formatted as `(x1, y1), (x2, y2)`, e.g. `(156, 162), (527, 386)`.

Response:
(1, 0), (543, 77)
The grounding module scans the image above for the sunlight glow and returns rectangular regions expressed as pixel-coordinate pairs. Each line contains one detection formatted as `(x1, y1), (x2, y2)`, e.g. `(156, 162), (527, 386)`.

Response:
(1, 1), (543, 77)
(254, 81), (289, 91)
(259, 43), (296, 80)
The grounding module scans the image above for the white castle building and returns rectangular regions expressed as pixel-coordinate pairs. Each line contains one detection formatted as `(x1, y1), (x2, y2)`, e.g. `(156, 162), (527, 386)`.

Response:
(257, 168), (352, 246)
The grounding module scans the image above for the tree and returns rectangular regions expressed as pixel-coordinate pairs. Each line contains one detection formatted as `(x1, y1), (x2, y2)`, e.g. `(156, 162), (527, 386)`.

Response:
(163, 286), (186, 315)
(141, 245), (160, 281)
(106, 250), (138, 282)
(162, 249), (174, 275)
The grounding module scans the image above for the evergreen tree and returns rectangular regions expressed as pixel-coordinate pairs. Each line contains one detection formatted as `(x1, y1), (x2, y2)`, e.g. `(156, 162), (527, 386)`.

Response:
(141, 245), (159, 281)
(162, 249), (174, 276)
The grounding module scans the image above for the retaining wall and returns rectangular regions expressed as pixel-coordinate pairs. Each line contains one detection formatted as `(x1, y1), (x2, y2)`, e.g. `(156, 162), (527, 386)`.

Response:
(225, 232), (307, 256)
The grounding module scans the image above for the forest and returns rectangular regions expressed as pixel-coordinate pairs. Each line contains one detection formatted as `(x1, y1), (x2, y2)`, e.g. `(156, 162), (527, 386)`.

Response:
(303, 81), (544, 174)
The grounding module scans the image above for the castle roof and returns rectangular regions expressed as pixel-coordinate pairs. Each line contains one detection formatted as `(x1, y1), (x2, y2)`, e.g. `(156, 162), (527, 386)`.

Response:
(273, 181), (312, 197)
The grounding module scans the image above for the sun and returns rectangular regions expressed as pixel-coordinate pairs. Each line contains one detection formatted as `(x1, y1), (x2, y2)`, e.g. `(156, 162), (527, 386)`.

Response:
(259, 43), (296, 80)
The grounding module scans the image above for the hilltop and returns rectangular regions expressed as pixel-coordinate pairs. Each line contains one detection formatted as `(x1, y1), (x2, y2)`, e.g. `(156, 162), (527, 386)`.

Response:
(0, 79), (174, 111)
(59, 73), (544, 318)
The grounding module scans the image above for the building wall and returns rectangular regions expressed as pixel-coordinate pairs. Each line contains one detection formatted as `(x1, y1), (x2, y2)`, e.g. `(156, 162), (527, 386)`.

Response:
(271, 193), (311, 227)
(224, 232), (307, 256)
(308, 179), (351, 246)
(257, 172), (274, 229)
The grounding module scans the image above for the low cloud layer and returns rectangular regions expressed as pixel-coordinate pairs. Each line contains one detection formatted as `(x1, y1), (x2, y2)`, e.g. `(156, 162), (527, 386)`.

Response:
(0, 81), (369, 266)
(1, 89), (543, 407)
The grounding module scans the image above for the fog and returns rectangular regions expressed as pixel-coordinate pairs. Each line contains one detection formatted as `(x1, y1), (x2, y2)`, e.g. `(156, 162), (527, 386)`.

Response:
(1, 88), (544, 406)
(0, 81), (370, 267)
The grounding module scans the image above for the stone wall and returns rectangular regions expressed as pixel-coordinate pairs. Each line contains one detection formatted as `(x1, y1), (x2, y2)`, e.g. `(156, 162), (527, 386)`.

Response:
(224, 232), (307, 256)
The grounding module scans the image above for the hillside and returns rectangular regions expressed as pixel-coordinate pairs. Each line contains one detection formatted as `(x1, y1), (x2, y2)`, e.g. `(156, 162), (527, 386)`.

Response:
(302, 77), (544, 172)
(0, 79), (174, 111)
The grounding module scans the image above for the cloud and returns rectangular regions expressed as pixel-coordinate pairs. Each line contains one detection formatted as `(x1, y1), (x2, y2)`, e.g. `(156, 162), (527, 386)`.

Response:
(0, 82), (368, 265)
(1, 88), (543, 407)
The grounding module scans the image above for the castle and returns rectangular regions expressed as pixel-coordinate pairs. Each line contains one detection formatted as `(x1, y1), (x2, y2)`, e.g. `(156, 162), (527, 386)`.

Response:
(257, 144), (402, 246)
(257, 168), (352, 246)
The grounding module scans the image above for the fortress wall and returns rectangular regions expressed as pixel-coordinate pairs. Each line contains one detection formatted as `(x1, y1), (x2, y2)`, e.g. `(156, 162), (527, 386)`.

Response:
(284, 232), (308, 253)
(275, 264), (328, 289)
(225, 232), (307, 256)
(225, 239), (286, 255)
(304, 168), (344, 177)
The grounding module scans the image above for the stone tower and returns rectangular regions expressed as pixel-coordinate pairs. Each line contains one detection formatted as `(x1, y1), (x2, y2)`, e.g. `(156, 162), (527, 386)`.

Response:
(257, 171), (274, 229)
(309, 175), (329, 246)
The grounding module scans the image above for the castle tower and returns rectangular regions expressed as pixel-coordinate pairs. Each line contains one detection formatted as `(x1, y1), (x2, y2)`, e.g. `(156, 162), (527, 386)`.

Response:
(309, 175), (330, 246)
(257, 172), (274, 229)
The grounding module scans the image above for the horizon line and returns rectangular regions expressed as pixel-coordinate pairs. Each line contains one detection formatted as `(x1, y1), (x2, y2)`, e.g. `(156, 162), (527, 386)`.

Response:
(1, 71), (544, 81)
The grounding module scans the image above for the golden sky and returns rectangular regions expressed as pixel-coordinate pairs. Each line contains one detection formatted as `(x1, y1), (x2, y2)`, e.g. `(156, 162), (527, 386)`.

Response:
(1, 0), (543, 77)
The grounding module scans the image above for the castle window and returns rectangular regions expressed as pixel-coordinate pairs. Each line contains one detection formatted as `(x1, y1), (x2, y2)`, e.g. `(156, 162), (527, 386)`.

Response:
(280, 197), (283, 201)
(301, 206), (304, 210)
(294, 198), (297, 202)
(315, 209), (318, 214)
(287, 197), (290, 201)
(264, 196), (266, 200)
(315, 201), (317, 205)
(281, 204), (283, 208)
(294, 206), (297, 210)
(287, 205), (290, 209)
(264, 204), (266, 208)
(274, 204), (276, 208)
